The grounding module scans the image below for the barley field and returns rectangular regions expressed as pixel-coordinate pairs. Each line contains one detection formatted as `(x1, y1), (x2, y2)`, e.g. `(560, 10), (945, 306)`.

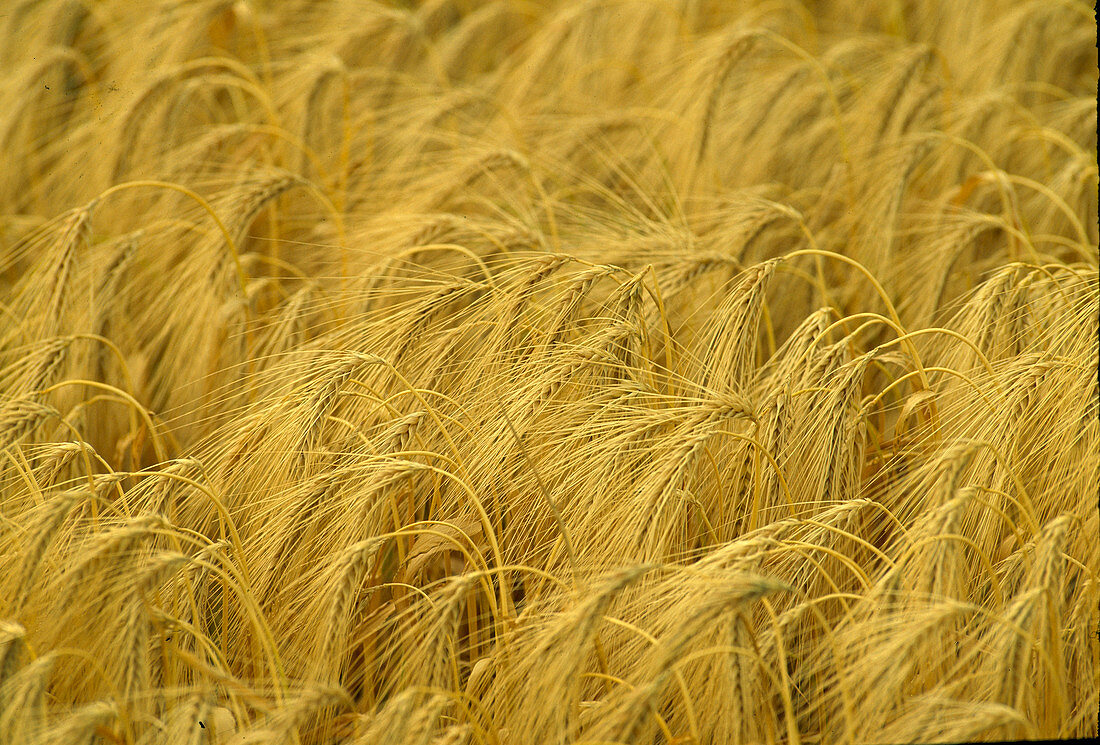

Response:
(0, 1), (1097, 743)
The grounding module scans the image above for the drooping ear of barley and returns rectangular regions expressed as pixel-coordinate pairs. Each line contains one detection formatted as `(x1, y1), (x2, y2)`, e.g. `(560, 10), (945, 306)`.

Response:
(1, 337), (73, 399)
(694, 29), (763, 173)
(116, 595), (151, 712)
(6, 489), (88, 615)
(31, 701), (118, 745)
(2, 209), (90, 347)
(348, 689), (450, 745)
(0, 621), (25, 708)
(584, 572), (791, 743)
(255, 684), (353, 745)
(0, 397), (61, 454)
(162, 693), (213, 745)
(55, 515), (165, 610)
(0, 652), (56, 744)
(490, 564), (655, 742)
(312, 537), (386, 685)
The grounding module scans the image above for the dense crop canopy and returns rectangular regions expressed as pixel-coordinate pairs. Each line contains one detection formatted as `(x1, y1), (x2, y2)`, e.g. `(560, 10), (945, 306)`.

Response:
(0, 1), (1096, 743)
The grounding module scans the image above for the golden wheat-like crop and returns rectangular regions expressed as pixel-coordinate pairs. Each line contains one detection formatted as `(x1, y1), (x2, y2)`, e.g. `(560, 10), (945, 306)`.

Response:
(0, 1), (1097, 743)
